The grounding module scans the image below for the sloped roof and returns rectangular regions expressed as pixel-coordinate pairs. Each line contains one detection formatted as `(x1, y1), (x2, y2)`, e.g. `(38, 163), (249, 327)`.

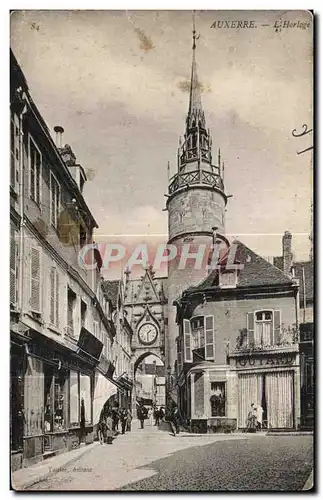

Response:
(186, 240), (293, 294)
(293, 260), (314, 303)
(102, 280), (120, 308)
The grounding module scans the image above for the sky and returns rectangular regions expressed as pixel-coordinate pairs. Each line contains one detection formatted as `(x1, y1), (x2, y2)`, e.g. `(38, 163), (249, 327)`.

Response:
(10, 10), (313, 278)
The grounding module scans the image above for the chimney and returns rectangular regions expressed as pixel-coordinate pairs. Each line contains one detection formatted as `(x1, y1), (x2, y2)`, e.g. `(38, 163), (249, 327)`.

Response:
(54, 125), (64, 148)
(282, 230), (293, 275)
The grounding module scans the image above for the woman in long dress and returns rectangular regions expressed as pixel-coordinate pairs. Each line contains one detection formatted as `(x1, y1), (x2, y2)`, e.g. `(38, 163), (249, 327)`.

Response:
(246, 403), (257, 432)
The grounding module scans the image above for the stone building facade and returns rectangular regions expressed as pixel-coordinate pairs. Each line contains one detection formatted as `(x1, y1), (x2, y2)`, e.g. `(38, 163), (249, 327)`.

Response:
(175, 241), (301, 432)
(10, 50), (117, 470)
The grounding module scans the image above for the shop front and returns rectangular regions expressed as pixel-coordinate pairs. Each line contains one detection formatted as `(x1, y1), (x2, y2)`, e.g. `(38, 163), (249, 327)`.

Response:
(230, 347), (300, 430)
(10, 325), (29, 471)
(22, 328), (102, 467)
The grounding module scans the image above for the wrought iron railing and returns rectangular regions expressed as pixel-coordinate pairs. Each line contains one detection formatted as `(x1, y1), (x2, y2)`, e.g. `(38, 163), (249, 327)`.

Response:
(233, 325), (299, 353)
(168, 168), (224, 195)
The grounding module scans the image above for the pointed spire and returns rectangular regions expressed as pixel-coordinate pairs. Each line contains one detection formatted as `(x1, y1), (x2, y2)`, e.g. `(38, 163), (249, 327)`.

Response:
(188, 11), (204, 123)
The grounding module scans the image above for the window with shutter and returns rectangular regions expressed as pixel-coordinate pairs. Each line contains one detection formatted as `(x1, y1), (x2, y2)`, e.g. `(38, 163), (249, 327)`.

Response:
(55, 271), (59, 327)
(10, 227), (18, 307)
(183, 319), (192, 363)
(50, 268), (55, 324)
(81, 300), (87, 328)
(29, 136), (41, 205)
(67, 288), (76, 336)
(247, 312), (255, 347)
(50, 173), (60, 229)
(30, 247), (41, 313)
(273, 310), (281, 344)
(205, 315), (215, 360)
(10, 115), (20, 191)
(50, 267), (59, 326)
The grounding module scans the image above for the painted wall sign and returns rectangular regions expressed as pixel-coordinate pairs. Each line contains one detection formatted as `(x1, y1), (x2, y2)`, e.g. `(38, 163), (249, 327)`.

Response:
(237, 353), (295, 368)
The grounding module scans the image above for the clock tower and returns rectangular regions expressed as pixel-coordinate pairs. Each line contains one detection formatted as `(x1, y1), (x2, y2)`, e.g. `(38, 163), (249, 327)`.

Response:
(123, 264), (167, 409)
(166, 24), (228, 380)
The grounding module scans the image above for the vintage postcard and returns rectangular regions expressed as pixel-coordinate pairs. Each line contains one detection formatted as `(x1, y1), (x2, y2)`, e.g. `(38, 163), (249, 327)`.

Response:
(10, 9), (313, 491)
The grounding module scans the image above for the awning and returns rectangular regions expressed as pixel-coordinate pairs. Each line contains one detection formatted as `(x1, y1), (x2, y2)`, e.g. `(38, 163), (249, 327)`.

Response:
(93, 372), (118, 425)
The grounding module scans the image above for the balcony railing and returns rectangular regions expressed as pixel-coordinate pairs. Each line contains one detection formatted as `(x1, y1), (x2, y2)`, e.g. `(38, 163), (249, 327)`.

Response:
(168, 168), (224, 195)
(233, 325), (300, 354)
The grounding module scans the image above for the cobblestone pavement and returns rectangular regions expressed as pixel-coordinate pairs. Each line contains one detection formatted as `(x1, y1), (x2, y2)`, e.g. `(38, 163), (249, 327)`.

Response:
(28, 424), (313, 491)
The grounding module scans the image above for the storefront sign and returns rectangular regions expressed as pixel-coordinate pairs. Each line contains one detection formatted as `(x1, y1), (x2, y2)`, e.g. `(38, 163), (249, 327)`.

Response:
(237, 353), (295, 368)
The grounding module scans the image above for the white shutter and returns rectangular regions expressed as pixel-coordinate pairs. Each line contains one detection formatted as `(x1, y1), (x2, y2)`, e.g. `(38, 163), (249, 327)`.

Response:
(50, 267), (59, 326)
(247, 312), (255, 347)
(183, 319), (192, 363)
(177, 337), (183, 374)
(10, 227), (17, 306)
(205, 315), (215, 360)
(30, 247), (41, 313)
(93, 321), (99, 338)
(273, 310), (281, 344)
(55, 270), (59, 327)
(50, 267), (55, 324)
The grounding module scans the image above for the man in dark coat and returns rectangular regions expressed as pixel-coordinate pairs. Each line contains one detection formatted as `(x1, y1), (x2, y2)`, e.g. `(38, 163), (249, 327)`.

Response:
(137, 404), (145, 429)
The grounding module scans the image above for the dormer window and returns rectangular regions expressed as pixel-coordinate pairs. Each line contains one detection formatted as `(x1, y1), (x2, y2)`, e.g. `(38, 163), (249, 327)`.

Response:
(219, 270), (237, 289)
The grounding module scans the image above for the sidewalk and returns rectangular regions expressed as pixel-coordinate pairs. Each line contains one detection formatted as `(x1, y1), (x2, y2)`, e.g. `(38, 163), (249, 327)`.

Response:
(12, 426), (250, 491)
(12, 442), (100, 491)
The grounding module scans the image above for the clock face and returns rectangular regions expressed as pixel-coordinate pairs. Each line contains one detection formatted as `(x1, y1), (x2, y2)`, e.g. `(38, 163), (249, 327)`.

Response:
(138, 323), (158, 345)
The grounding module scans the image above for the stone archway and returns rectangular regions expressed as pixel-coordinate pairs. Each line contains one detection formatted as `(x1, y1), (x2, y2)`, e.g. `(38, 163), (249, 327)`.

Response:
(131, 350), (166, 414)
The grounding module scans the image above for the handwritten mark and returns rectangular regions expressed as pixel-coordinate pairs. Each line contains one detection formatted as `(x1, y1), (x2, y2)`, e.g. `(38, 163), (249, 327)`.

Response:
(30, 22), (40, 31)
(292, 124), (313, 155)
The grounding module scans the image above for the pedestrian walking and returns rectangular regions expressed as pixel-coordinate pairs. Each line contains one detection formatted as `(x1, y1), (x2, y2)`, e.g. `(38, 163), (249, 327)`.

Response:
(120, 409), (127, 435)
(98, 411), (107, 445)
(111, 404), (119, 434)
(105, 412), (114, 444)
(159, 407), (165, 421)
(126, 409), (132, 432)
(137, 404), (145, 429)
(256, 404), (263, 430)
(154, 407), (160, 426)
(168, 405), (180, 437)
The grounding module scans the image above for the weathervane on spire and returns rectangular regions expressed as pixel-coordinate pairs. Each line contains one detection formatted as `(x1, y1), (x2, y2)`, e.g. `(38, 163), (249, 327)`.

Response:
(192, 10), (200, 50)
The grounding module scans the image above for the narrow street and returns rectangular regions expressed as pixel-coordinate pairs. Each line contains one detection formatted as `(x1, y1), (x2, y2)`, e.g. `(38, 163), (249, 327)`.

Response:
(25, 424), (313, 491)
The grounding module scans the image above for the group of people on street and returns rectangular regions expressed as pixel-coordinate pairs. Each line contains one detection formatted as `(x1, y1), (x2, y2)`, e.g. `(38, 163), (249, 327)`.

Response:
(153, 406), (165, 426)
(246, 403), (264, 432)
(98, 403), (133, 444)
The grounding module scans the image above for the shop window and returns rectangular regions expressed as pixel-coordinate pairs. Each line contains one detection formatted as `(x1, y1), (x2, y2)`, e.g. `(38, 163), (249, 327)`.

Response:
(69, 371), (92, 427)
(210, 382), (226, 417)
(80, 374), (92, 425)
(70, 370), (80, 427)
(44, 365), (67, 433)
